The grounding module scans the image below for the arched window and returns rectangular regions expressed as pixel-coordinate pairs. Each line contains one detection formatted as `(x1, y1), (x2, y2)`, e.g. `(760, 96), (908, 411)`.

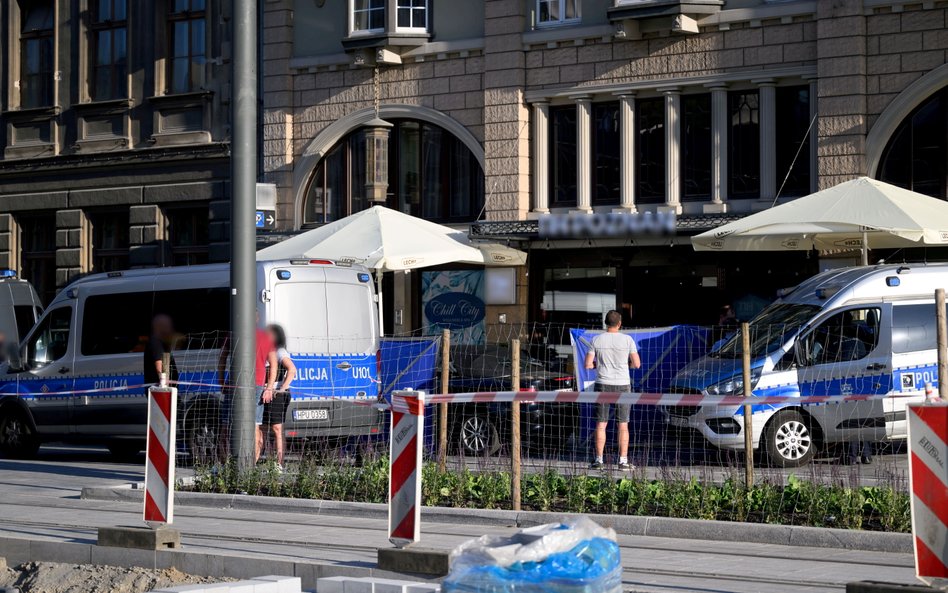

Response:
(303, 119), (484, 225)
(877, 88), (948, 199)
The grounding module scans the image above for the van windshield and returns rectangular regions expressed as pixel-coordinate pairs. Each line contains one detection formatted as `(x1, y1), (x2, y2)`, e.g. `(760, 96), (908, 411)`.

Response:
(711, 303), (821, 359)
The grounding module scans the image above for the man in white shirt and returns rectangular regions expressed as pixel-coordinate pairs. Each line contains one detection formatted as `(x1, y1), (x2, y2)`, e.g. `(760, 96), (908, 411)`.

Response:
(585, 310), (641, 469)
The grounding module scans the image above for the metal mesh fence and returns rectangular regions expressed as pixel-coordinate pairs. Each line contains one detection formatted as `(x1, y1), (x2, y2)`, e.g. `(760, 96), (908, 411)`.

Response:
(166, 315), (934, 531)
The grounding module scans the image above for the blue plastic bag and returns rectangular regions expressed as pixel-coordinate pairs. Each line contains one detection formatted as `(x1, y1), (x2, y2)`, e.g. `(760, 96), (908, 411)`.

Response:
(443, 518), (622, 593)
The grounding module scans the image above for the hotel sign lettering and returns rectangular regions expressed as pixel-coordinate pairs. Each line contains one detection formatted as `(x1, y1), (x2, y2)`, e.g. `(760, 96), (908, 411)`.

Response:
(538, 212), (676, 239)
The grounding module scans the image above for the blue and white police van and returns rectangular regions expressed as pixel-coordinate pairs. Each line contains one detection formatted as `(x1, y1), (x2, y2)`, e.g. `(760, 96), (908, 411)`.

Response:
(0, 259), (380, 459)
(666, 264), (946, 467)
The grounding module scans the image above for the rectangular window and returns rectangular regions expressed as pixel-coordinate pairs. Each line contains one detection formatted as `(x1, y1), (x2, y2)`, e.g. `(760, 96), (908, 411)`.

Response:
(592, 102), (620, 205)
(80, 288), (229, 356)
(682, 93), (712, 201)
(351, 0), (385, 33)
(549, 105), (577, 207)
(90, 0), (128, 101)
(728, 90), (760, 199)
(396, 0), (427, 31)
(775, 86), (812, 198)
(537, 0), (579, 26)
(636, 97), (665, 204)
(166, 207), (209, 266)
(168, 0), (206, 94)
(89, 210), (129, 273)
(19, 0), (55, 108)
(19, 214), (56, 304)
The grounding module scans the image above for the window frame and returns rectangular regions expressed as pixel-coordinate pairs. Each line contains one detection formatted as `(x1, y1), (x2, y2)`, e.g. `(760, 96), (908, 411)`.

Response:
(591, 101), (620, 206)
(635, 96), (666, 205)
(349, 0), (386, 35)
(166, 0), (207, 95)
(302, 119), (484, 226)
(26, 304), (73, 369)
(165, 205), (210, 266)
(88, 209), (130, 273)
(88, 0), (129, 101)
(681, 92), (713, 202)
(548, 105), (578, 208)
(727, 89), (761, 200)
(17, 0), (56, 109)
(18, 213), (57, 305)
(536, 0), (580, 28)
(394, 0), (428, 33)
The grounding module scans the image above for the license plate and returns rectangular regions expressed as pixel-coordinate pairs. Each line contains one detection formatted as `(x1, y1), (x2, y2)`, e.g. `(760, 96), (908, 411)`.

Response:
(293, 409), (329, 421)
(668, 415), (689, 427)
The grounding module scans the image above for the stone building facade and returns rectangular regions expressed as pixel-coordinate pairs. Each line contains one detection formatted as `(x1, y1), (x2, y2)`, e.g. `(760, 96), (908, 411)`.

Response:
(0, 0), (233, 303)
(259, 0), (948, 331)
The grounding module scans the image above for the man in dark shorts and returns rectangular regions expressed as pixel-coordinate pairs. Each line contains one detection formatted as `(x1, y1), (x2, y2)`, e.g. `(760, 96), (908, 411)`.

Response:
(144, 314), (178, 387)
(585, 310), (641, 469)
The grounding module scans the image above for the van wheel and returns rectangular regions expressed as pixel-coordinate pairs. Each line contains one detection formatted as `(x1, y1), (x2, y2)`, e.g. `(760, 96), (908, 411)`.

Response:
(764, 410), (814, 467)
(0, 408), (40, 459)
(458, 415), (500, 456)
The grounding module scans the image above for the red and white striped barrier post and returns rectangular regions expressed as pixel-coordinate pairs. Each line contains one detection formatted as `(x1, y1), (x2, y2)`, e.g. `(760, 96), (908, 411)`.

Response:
(144, 381), (178, 525)
(907, 402), (948, 585)
(388, 390), (424, 548)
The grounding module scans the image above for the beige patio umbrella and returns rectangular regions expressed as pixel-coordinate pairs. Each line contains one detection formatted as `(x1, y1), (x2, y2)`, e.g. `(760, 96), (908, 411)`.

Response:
(692, 177), (948, 265)
(257, 206), (526, 332)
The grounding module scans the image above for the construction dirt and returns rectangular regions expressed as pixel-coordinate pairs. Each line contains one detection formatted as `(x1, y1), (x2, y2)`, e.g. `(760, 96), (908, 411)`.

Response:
(0, 560), (231, 593)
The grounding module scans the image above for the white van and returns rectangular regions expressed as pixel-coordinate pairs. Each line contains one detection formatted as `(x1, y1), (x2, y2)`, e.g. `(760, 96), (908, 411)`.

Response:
(0, 259), (380, 459)
(666, 263), (945, 467)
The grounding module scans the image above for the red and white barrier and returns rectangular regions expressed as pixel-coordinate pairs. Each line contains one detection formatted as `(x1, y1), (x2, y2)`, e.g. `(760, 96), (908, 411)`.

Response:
(907, 402), (948, 585)
(424, 390), (896, 407)
(388, 390), (424, 547)
(144, 385), (177, 525)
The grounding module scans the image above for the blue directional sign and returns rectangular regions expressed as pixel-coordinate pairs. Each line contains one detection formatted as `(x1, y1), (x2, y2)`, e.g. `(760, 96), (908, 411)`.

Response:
(255, 210), (276, 231)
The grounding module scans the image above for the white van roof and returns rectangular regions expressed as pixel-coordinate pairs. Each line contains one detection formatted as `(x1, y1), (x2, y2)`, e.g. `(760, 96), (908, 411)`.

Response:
(783, 263), (948, 307)
(52, 259), (371, 305)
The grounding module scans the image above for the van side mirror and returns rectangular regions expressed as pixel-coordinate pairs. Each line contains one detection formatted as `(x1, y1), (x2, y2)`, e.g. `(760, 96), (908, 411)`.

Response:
(6, 342), (23, 371)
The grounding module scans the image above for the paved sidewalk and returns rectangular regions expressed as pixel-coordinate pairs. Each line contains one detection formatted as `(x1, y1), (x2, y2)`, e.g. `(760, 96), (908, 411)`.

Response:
(0, 448), (922, 593)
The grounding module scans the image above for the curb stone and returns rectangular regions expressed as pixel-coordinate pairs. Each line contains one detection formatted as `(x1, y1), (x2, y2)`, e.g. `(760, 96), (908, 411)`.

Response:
(80, 484), (913, 554)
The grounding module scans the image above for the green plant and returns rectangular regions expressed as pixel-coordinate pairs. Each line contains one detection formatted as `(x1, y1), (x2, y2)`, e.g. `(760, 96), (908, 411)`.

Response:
(189, 460), (911, 533)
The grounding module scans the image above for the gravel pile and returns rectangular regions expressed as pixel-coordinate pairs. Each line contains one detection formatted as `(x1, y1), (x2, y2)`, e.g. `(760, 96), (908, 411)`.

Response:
(0, 560), (226, 593)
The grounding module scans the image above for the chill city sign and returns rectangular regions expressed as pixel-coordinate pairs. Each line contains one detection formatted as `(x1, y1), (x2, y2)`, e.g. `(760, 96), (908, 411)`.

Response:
(537, 211), (676, 239)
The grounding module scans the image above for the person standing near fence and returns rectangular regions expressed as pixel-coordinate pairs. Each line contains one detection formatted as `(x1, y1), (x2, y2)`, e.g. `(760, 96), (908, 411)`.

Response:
(254, 312), (278, 464)
(586, 310), (641, 470)
(144, 314), (178, 386)
(262, 324), (295, 470)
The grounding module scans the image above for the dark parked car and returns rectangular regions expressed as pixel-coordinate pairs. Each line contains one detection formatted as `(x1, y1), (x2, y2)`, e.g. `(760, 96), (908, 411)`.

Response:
(446, 345), (578, 456)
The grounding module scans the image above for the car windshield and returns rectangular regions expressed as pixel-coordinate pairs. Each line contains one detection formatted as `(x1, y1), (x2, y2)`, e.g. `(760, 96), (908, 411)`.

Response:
(452, 347), (544, 377)
(712, 303), (821, 359)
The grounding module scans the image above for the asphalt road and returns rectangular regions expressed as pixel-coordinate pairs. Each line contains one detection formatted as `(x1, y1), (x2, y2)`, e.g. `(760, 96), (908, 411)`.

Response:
(0, 444), (921, 593)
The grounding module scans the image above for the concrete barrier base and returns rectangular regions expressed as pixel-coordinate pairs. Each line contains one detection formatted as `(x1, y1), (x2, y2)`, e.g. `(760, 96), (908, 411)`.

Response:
(98, 526), (181, 550)
(377, 547), (450, 577)
(847, 582), (934, 592)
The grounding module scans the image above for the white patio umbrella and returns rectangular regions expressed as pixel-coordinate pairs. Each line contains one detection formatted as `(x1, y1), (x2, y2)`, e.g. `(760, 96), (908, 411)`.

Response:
(692, 177), (948, 265)
(257, 206), (526, 331)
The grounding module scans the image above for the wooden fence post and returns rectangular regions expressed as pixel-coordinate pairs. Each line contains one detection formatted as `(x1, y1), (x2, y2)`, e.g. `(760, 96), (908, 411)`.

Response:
(741, 322), (754, 490)
(511, 338), (522, 511)
(438, 329), (450, 473)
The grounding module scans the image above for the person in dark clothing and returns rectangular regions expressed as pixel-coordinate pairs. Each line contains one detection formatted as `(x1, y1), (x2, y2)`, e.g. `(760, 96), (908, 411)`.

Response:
(144, 314), (178, 386)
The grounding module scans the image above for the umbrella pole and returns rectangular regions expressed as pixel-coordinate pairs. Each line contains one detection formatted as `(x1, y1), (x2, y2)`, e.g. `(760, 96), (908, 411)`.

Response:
(376, 272), (385, 336)
(861, 230), (868, 266)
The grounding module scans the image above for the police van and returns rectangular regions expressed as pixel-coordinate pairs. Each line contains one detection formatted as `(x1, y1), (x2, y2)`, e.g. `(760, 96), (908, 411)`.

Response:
(0, 259), (380, 459)
(666, 263), (946, 467)
(0, 270), (43, 347)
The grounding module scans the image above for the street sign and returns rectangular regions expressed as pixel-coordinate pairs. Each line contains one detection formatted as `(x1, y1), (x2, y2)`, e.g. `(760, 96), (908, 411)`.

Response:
(256, 210), (276, 230)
